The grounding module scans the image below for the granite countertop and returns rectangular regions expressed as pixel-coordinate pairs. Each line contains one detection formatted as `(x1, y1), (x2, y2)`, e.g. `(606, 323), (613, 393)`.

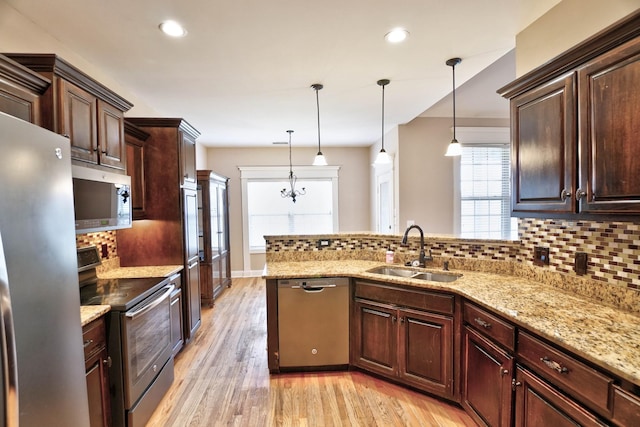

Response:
(263, 260), (640, 388)
(80, 305), (111, 327)
(97, 265), (183, 279)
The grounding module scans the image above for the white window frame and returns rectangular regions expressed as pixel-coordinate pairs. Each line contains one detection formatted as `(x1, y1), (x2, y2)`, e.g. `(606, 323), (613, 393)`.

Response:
(452, 127), (514, 239)
(238, 165), (340, 271)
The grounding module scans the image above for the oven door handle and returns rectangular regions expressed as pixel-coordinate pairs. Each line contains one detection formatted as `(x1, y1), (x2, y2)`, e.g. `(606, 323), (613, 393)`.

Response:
(125, 284), (175, 319)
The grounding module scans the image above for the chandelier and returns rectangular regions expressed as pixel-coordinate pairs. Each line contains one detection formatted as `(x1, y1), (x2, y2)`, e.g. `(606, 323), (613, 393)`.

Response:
(280, 130), (306, 203)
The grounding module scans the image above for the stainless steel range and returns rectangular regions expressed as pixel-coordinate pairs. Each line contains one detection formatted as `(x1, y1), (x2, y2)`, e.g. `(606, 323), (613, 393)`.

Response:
(78, 246), (174, 427)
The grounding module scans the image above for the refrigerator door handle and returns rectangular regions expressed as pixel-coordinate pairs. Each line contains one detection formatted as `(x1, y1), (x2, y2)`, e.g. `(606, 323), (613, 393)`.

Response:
(0, 232), (19, 427)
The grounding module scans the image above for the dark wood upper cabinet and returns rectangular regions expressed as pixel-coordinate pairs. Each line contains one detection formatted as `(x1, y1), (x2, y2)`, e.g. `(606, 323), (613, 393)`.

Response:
(0, 54), (50, 125)
(499, 10), (640, 219)
(578, 36), (640, 214)
(4, 53), (133, 171)
(124, 120), (150, 220)
(510, 74), (576, 215)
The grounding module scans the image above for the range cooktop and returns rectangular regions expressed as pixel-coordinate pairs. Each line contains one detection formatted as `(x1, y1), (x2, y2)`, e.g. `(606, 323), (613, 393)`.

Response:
(80, 276), (168, 311)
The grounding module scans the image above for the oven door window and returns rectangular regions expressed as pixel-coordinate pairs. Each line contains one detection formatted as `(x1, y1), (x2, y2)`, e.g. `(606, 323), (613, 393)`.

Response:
(121, 286), (173, 408)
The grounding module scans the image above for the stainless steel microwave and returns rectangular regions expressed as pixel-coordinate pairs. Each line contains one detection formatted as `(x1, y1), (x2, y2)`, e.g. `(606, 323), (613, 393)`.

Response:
(72, 165), (132, 233)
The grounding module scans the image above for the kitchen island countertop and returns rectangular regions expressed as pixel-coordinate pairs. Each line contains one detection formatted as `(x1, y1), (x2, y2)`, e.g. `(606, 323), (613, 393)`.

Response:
(264, 259), (640, 388)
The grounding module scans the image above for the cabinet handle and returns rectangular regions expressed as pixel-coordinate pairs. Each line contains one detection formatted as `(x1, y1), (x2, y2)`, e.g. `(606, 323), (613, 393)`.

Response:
(103, 356), (112, 368)
(400, 316), (405, 324)
(540, 356), (569, 374)
(83, 339), (94, 348)
(500, 368), (509, 376)
(575, 189), (587, 201)
(474, 317), (491, 329)
(560, 189), (572, 201)
(511, 379), (522, 391)
(392, 315), (397, 323)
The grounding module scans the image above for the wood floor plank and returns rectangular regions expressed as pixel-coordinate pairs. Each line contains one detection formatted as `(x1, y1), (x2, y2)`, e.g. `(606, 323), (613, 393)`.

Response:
(146, 277), (477, 426)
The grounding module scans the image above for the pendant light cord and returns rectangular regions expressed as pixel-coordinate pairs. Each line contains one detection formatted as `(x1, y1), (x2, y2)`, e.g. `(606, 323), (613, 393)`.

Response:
(377, 79), (390, 151)
(452, 62), (456, 141)
(287, 129), (293, 177)
(381, 83), (385, 150)
(315, 88), (321, 153)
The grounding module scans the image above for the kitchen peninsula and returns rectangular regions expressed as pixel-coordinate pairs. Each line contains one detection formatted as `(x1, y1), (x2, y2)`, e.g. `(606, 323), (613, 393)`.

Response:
(264, 233), (640, 426)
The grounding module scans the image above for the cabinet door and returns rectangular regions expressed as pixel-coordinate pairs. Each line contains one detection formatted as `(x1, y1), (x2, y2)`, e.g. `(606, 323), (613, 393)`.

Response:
(462, 326), (513, 427)
(85, 348), (111, 427)
(352, 299), (397, 377)
(578, 37), (640, 214)
(180, 132), (197, 188)
(0, 81), (42, 125)
(510, 73), (576, 215)
(398, 307), (454, 398)
(58, 79), (98, 164)
(514, 366), (605, 427)
(185, 257), (201, 340)
(97, 100), (126, 170)
(125, 136), (145, 219)
(183, 188), (201, 339)
(170, 287), (184, 356)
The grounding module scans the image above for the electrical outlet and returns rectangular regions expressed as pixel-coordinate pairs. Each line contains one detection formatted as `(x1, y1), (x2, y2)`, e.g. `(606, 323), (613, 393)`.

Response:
(575, 252), (588, 275)
(317, 239), (331, 249)
(533, 246), (550, 266)
(101, 243), (108, 258)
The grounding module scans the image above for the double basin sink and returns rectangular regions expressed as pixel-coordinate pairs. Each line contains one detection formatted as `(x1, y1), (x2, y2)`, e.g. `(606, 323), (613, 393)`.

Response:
(367, 266), (461, 283)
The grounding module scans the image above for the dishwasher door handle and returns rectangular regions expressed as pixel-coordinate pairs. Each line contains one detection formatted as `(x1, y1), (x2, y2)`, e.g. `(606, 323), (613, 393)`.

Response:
(298, 283), (337, 293)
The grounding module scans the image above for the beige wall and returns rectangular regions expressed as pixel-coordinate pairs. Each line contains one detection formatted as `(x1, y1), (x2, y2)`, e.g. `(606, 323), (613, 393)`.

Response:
(395, 117), (510, 235)
(205, 146), (371, 273)
(0, 2), (159, 117)
(515, 0), (639, 75)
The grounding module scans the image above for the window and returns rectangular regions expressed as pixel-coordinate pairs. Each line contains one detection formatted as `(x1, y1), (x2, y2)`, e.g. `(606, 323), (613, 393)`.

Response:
(239, 166), (340, 254)
(455, 128), (517, 240)
(246, 180), (334, 250)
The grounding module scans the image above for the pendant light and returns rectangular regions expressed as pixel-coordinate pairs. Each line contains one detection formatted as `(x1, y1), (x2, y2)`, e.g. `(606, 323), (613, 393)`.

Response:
(280, 130), (306, 203)
(374, 79), (391, 165)
(311, 83), (328, 166)
(445, 57), (462, 157)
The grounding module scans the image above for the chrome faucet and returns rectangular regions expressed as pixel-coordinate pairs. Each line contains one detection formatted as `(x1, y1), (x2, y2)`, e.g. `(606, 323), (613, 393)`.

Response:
(401, 224), (432, 267)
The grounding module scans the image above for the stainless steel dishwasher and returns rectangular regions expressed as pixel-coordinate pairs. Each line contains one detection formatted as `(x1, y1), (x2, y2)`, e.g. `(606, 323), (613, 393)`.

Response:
(277, 277), (350, 368)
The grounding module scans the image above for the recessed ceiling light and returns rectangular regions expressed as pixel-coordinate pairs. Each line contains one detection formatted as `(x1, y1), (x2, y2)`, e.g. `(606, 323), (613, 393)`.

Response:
(385, 28), (409, 43)
(159, 20), (187, 37)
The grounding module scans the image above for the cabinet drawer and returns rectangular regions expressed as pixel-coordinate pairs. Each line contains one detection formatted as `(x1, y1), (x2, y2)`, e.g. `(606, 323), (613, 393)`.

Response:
(463, 302), (515, 351)
(517, 331), (613, 416)
(612, 386), (640, 426)
(82, 318), (106, 360)
(355, 281), (454, 315)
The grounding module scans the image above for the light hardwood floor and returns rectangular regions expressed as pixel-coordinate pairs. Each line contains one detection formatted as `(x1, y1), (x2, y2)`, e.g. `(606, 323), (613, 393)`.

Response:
(146, 277), (477, 427)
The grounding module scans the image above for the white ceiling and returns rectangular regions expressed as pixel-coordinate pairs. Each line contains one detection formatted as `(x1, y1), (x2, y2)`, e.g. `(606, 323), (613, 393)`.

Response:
(5, 0), (560, 147)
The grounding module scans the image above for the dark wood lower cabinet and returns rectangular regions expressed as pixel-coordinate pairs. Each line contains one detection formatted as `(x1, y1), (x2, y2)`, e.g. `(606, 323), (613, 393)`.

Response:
(462, 326), (514, 427)
(514, 366), (605, 427)
(352, 297), (454, 399)
(83, 317), (111, 427)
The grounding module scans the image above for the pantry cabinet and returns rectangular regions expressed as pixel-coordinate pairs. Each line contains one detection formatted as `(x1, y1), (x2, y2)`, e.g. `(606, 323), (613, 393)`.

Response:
(498, 11), (640, 219)
(197, 170), (231, 307)
(4, 53), (133, 171)
(352, 281), (454, 399)
(116, 118), (202, 343)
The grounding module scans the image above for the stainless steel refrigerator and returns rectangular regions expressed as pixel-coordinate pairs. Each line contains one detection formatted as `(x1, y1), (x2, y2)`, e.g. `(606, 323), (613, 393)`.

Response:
(0, 112), (90, 426)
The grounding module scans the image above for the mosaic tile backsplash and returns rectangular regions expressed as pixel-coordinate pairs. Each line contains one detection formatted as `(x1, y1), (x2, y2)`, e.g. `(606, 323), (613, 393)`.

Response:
(265, 218), (640, 313)
(75, 231), (118, 259)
